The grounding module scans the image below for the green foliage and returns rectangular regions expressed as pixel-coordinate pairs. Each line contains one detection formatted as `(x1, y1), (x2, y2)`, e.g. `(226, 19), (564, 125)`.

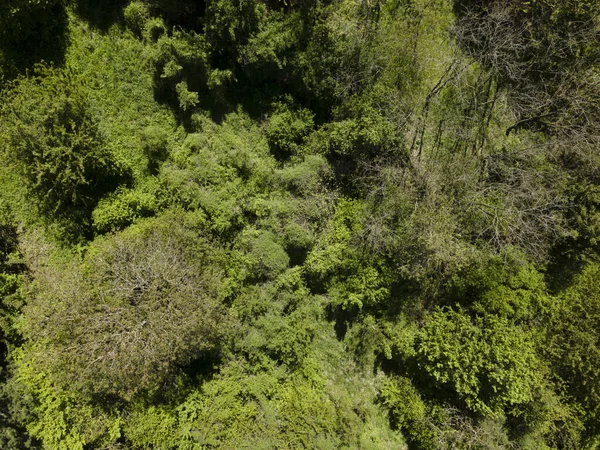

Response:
(236, 229), (290, 281)
(124, 1), (151, 36)
(0, 0), (599, 447)
(66, 18), (182, 183)
(92, 182), (162, 233)
(546, 262), (600, 443)
(205, 0), (266, 62)
(0, 201), (33, 449)
(558, 183), (600, 262)
(152, 28), (212, 113)
(143, 16), (167, 42)
(278, 154), (331, 197)
(125, 327), (403, 449)
(380, 376), (446, 448)
(305, 198), (363, 280)
(381, 376), (426, 431)
(266, 103), (314, 159)
(140, 125), (171, 167)
(232, 271), (319, 368)
(416, 308), (544, 416)
(0, 65), (122, 233)
(160, 111), (281, 238)
(175, 80), (200, 111)
(13, 351), (122, 450)
(450, 254), (552, 322)
(308, 106), (400, 166)
(0, 200), (19, 267)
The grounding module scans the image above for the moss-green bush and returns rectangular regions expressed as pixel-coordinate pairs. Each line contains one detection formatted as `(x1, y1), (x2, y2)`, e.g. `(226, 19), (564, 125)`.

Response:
(23, 214), (231, 399)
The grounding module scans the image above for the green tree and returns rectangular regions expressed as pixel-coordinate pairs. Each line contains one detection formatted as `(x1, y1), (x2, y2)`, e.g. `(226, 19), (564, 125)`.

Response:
(547, 263), (600, 445)
(0, 201), (34, 449)
(0, 65), (122, 235)
(416, 308), (544, 416)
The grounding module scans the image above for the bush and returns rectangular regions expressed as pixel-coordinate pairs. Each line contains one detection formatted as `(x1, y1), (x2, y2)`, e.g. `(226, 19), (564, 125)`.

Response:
(546, 262), (600, 443)
(416, 308), (544, 416)
(0, 200), (18, 267)
(152, 29), (210, 112)
(92, 185), (160, 233)
(0, 65), (122, 231)
(140, 125), (171, 173)
(266, 104), (314, 159)
(143, 16), (167, 42)
(278, 154), (331, 197)
(23, 214), (231, 399)
(237, 229), (290, 281)
(124, 1), (151, 36)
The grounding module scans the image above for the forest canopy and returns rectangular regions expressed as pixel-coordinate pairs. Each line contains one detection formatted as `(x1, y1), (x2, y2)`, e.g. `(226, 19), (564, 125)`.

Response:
(0, 0), (599, 448)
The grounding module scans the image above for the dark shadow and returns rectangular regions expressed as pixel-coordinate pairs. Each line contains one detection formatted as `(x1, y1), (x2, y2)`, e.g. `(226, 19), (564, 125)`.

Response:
(330, 154), (360, 197)
(147, 159), (162, 175)
(325, 303), (361, 341)
(0, 3), (69, 80)
(152, 51), (232, 130)
(47, 165), (132, 244)
(87, 349), (222, 412)
(0, 392), (41, 450)
(229, 65), (336, 126)
(544, 245), (590, 295)
(384, 278), (424, 319)
(150, 29), (336, 132)
(286, 244), (309, 268)
(147, 350), (222, 405)
(72, 0), (130, 33)
(149, 0), (206, 31)
(144, 1), (341, 132)
(180, 350), (221, 381)
(452, 0), (484, 16)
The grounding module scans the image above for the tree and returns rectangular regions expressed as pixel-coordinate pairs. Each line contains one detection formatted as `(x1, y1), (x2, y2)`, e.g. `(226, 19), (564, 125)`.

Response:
(454, 0), (600, 140)
(546, 263), (600, 445)
(0, 65), (122, 235)
(23, 214), (231, 399)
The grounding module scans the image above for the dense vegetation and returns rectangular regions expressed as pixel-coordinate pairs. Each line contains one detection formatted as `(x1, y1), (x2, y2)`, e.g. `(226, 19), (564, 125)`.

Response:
(0, 0), (599, 448)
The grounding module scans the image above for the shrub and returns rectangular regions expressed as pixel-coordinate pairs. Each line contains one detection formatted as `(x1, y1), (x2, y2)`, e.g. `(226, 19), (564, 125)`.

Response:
(143, 17), (167, 42)
(0, 65), (121, 229)
(278, 154), (331, 197)
(124, 1), (151, 36)
(152, 29), (210, 111)
(140, 125), (170, 162)
(266, 104), (314, 159)
(237, 229), (290, 281)
(547, 262), (600, 443)
(416, 308), (544, 416)
(140, 125), (171, 174)
(23, 214), (230, 399)
(92, 185), (159, 233)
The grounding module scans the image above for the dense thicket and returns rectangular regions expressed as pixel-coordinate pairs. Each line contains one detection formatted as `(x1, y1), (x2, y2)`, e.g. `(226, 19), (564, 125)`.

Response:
(0, 0), (599, 448)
